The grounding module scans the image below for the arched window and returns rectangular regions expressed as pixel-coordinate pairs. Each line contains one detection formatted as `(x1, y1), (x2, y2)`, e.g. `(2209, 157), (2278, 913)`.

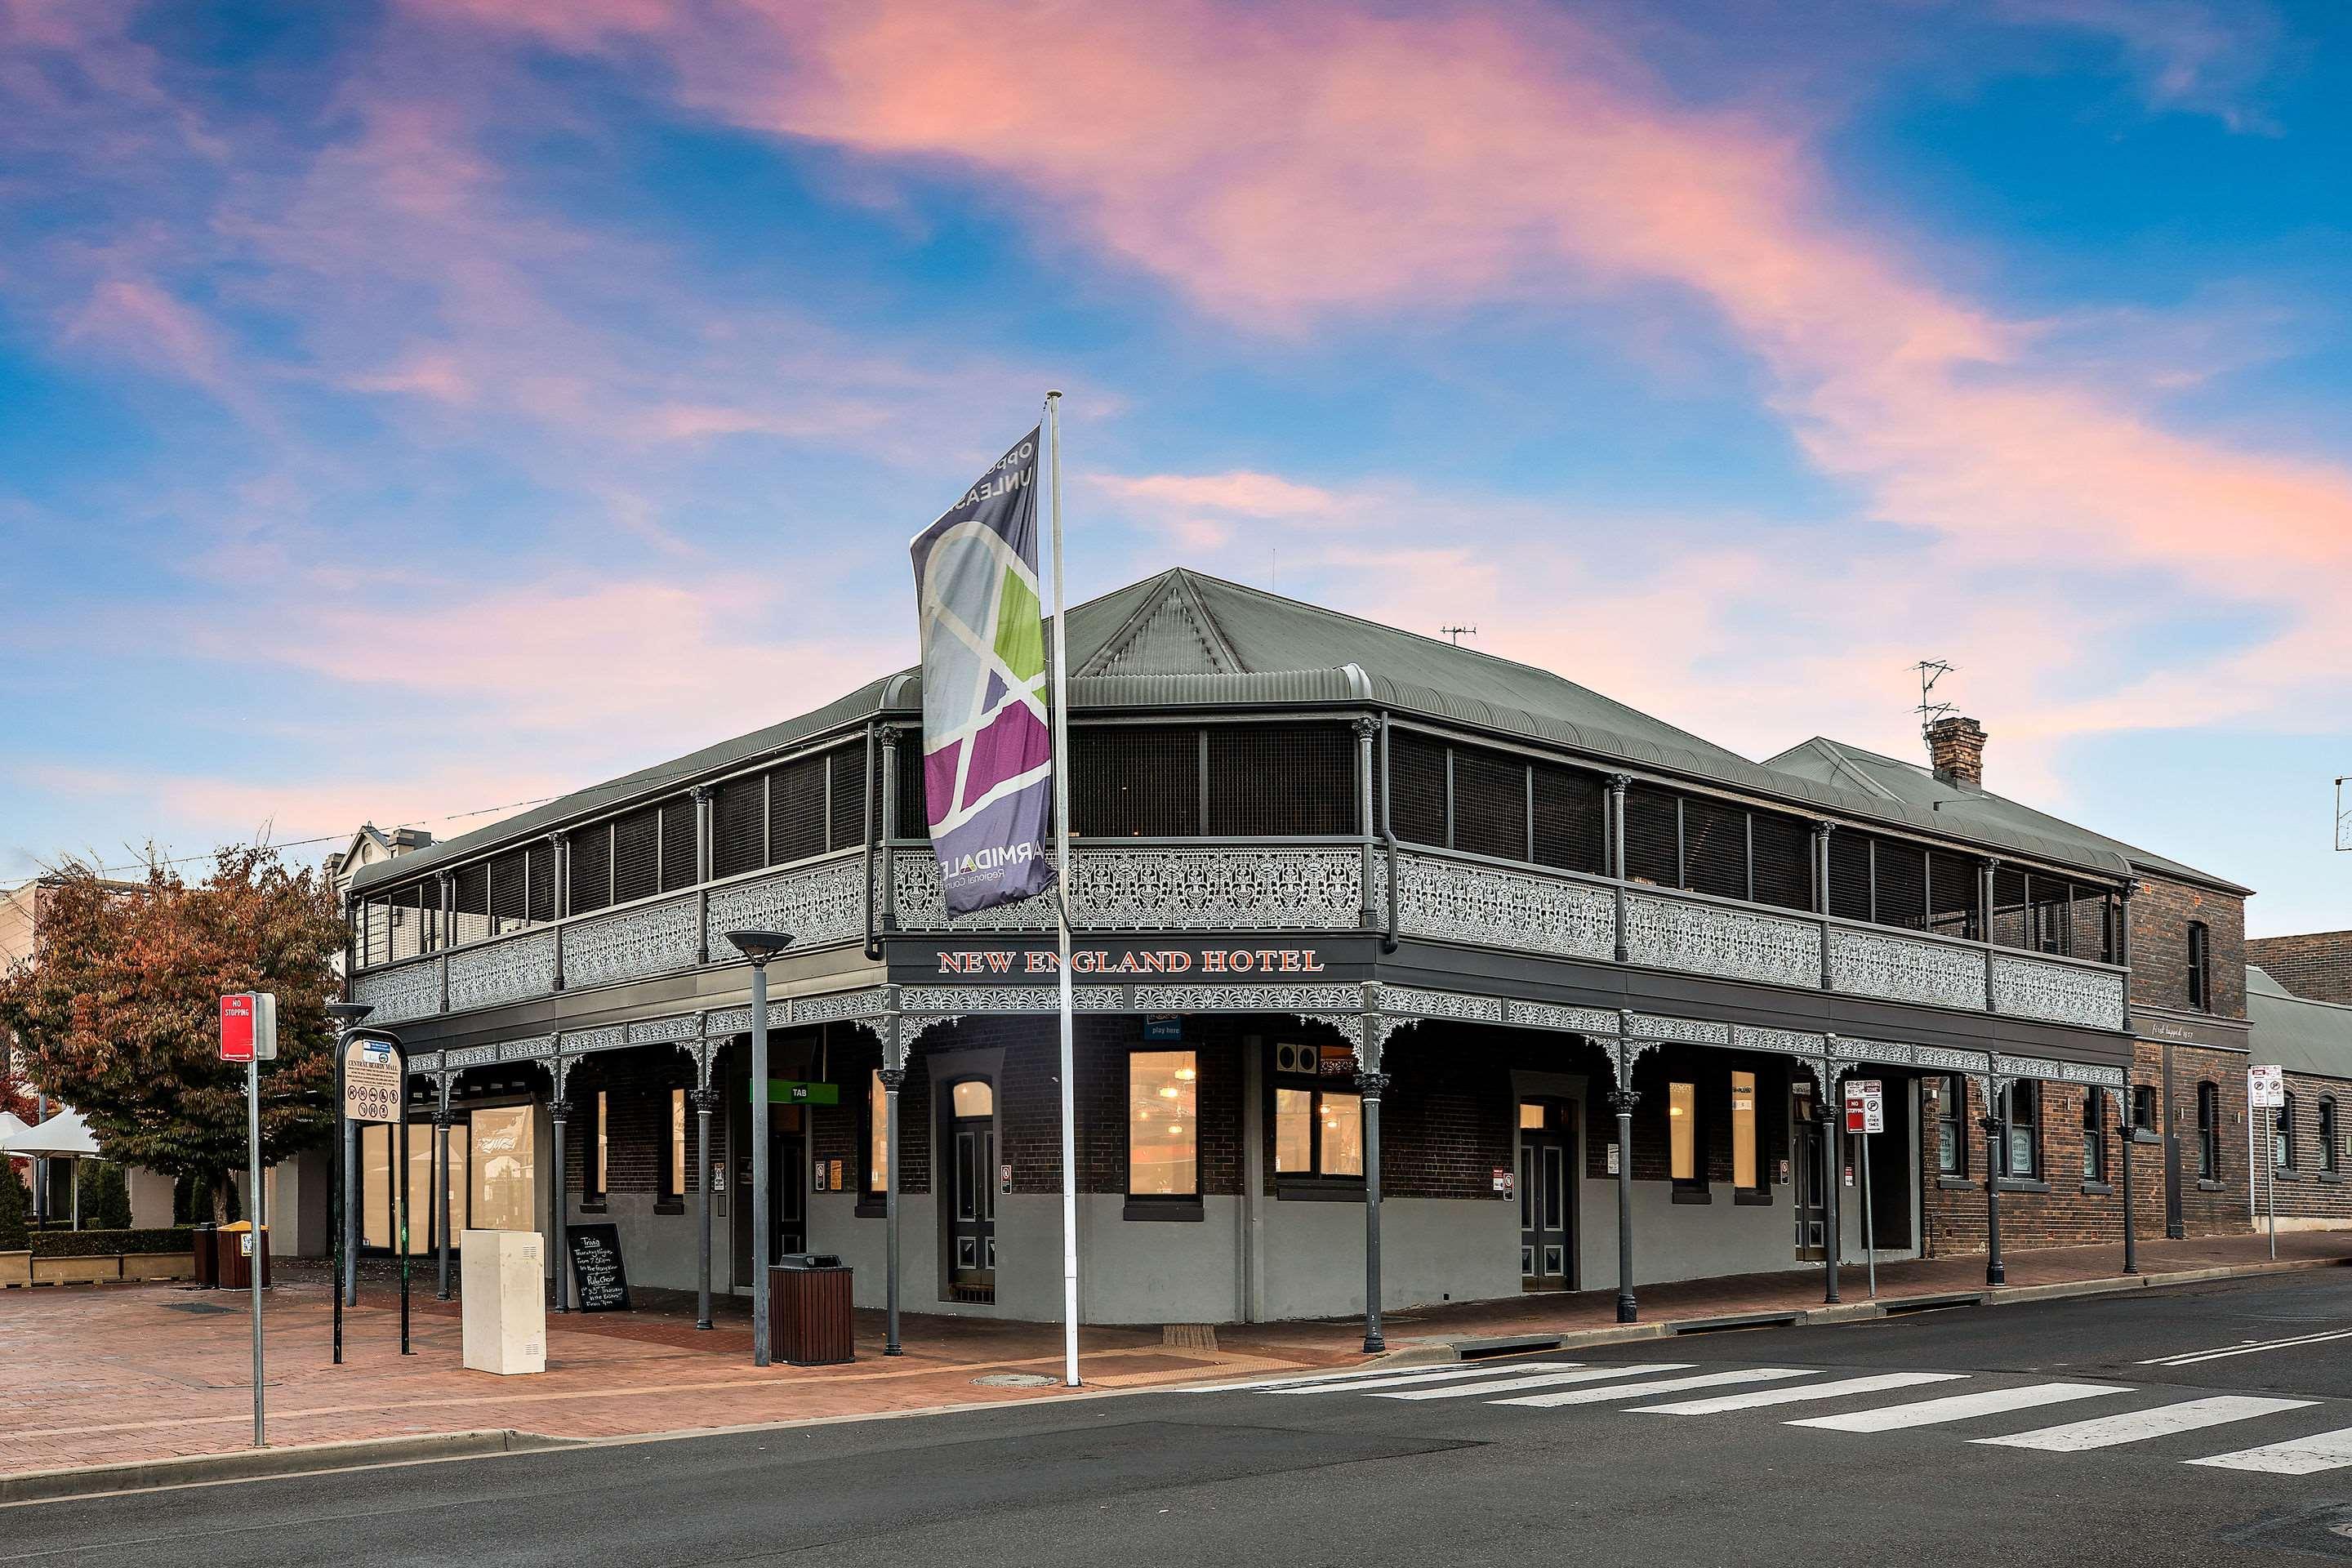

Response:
(2197, 1082), (2221, 1179)
(2323, 1098), (2340, 1176)
(2275, 1091), (2298, 1170)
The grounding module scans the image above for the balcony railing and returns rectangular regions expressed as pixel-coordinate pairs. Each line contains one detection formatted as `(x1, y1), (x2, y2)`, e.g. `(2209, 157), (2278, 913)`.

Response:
(351, 841), (2130, 1034)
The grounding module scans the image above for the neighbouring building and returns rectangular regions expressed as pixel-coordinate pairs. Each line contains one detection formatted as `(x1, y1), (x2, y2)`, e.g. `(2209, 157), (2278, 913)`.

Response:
(342, 569), (2254, 1332)
(2244, 941), (2352, 1232)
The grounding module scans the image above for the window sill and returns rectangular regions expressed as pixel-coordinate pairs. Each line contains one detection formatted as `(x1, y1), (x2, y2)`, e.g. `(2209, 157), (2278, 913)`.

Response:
(1733, 1188), (1773, 1208)
(2198, 1178), (2225, 1192)
(2321, 1172), (2344, 1185)
(1995, 1178), (2051, 1195)
(2079, 1182), (2114, 1197)
(1122, 1200), (1205, 1223)
(1276, 1182), (1365, 1203)
(1936, 1175), (1976, 1190)
(579, 1200), (608, 1214)
(653, 1200), (684, 1217)
(1671, 1187), (1713, 1205)
(2275, 1169), (2304, 1183)
(853, 1200), (889, 1219)
(2132, 1129), (2163, 1145)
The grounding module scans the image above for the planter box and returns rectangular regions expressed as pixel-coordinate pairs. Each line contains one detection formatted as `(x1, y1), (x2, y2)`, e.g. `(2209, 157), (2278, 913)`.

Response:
(122, 1253), (196, 1282)
(0, 1251), (28, 1287)
(33, 1254), (122, 1285)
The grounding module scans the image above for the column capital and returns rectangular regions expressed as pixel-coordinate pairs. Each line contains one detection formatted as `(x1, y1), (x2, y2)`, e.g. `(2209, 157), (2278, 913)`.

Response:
(546, 829), (568, 847)
(879, 726), (902, 753)
(1608, 1087), (1641, 1115)
(878, 1065), (908, 1090)
(1356, 1070), (1392, 1098)
(1814, 819), (1837, 837)
(430, 1107), (457, 1129)
(690, 782), (715, 803)
(688, 1086), (724, 1114)
(548, 1098), (573, 1121)
(1605, 772), (1633, 794)
(2121, 876), (2141, 900)
(1352, 714), (1380, 741)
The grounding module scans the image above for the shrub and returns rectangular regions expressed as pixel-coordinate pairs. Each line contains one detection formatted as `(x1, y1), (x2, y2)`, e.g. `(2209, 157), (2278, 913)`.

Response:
(28, 1227), (197, 1258)
(0, 1161), (28, 1251)
(78, 1160), (132, 1230)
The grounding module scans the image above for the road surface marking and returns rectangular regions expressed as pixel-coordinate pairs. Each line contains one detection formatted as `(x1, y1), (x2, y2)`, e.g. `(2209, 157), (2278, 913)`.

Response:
(1253, 1362), (1560, 1395)
(1974, 1395), (2316, 1451)
(2137, 1328), (2352, 1366)
(1633, 1372), (1967, 1414)
(1494, 1367), (1814, 1409)
(2188, 1425), (2352, 1475)
(1790, 1382), (2126, 1432)
(1374, 1364), (1695, 1401)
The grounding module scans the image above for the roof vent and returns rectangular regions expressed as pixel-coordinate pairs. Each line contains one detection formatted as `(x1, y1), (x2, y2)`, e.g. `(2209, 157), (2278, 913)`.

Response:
(1926, 716), (1988, 791)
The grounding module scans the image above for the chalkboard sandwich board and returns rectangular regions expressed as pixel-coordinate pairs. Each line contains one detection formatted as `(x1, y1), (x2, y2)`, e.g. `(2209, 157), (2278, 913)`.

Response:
(567, 1223), (631, 1312)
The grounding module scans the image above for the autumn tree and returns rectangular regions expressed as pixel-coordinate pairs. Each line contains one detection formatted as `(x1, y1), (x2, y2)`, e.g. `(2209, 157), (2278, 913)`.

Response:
(0, 847), (344, 1222)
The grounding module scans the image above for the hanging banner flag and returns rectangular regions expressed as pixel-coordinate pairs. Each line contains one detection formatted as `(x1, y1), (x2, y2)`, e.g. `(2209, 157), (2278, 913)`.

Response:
(910, 427), (1058, 916)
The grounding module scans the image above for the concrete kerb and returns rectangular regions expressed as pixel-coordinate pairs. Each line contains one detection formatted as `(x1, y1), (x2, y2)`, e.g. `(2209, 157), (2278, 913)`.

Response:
(0, 1429), (576, 1508)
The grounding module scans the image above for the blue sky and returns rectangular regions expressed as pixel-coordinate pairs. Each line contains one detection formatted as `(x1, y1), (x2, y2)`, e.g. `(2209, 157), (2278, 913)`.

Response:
(2, 0), (2347, 933)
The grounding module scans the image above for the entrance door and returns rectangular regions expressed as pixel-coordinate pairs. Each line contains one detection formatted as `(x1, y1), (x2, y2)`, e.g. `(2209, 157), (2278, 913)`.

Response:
(1793, 1086), (1829, 1260)
(945, 1080), (996, 1303)
(1517, 1100), (1574, 1290)
(772, 1105), (807, 1258)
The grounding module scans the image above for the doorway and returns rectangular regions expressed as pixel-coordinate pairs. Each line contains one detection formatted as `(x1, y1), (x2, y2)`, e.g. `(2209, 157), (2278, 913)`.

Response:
(1792, 1085), (1829, 1260)
(943, 1079), (996, 1304)
(1863, 1082), (1914, 1251)
(731, 1103), (806, 1283)
(1517, 1099), (1575, 1290)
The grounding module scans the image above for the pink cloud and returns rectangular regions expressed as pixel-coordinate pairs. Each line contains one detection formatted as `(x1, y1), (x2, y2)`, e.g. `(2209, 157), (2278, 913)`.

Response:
(1094, 470), (1342, 519)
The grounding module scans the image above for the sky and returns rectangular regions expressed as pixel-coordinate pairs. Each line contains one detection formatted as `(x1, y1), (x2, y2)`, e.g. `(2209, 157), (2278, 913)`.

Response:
(2, 0), (2348, 934)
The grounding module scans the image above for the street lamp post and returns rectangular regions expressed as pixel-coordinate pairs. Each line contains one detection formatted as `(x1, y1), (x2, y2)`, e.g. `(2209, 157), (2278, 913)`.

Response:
(728, 929), (794, 1369)
(323, 1000), (374, 1366)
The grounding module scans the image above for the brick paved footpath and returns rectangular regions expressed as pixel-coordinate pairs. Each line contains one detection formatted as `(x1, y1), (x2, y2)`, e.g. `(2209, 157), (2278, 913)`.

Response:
(2, 1232), (2345, 1480)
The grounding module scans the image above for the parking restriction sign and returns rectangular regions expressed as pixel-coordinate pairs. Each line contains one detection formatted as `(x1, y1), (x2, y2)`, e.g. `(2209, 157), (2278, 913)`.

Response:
(1843, 1080), (1884, 1135)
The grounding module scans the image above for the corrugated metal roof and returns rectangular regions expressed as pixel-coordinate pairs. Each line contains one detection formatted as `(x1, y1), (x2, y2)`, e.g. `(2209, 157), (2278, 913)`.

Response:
(2249, 967), (2352, 1079)
(354, 568), (2183, 891)
(1764, 736), (2249, 894)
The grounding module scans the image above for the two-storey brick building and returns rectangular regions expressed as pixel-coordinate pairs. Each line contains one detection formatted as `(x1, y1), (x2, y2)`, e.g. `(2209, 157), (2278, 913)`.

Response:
(341, 569), (2252, 1338)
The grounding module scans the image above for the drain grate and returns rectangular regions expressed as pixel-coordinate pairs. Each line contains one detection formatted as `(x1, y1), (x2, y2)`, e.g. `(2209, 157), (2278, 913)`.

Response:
(972, 1372), (1058, 1388)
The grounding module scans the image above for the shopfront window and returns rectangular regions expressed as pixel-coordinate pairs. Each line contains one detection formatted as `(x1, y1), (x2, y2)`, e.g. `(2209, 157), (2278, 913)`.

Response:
(1668, 1081), (1699, 1185)
(586, 1089), (609, 1206)
(361, 1124), (393, 1249)
(868, 1070), (889, 1196)
(1127, 1050), (1199, 1197)
(472, 1105), (537, 1232)
(1272, 1041), (1361, 1181)
(1731, 1071), (1758, 1191)
(665, 1088), (688, 1202)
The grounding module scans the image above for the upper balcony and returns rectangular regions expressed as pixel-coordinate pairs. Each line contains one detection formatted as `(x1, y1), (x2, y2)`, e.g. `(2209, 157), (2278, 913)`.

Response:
(350, 837), (2129, 1036)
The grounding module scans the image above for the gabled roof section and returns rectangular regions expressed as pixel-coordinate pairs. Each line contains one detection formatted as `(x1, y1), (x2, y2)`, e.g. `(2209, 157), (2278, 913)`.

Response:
(2248, 967), (2352, 1078)
(1079, 568), (1244, 676)
(1765, 736), (2251, 895)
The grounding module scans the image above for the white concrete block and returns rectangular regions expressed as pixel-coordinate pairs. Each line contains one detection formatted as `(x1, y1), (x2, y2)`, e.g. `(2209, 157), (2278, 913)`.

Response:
(461, 1230), (546, 1374)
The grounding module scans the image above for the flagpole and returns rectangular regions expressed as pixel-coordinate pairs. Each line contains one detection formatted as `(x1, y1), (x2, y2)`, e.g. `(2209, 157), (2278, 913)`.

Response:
(1044, 390), (1080, 1388)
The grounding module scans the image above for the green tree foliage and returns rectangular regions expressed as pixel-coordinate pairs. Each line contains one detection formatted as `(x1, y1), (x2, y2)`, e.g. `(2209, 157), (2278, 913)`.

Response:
(0, 1162), (27, 1250)
(0, 848), (343, 1222)
(79, 1160), (132, 1229)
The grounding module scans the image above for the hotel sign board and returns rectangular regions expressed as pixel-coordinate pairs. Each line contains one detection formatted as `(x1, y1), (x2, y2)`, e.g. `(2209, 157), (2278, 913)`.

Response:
(894, 937), (1379, 987)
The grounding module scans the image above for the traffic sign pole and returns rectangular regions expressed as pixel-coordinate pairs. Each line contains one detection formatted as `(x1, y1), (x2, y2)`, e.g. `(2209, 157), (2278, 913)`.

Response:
(248, 1050), (265, 1446)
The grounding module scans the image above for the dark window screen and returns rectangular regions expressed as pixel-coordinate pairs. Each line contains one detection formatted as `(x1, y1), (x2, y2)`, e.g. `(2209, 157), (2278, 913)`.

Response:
(895, 731), (928, 839)
(1075, 726), (1198, 836)
(712, 777), (764, 880)
(2070, 887), (2111, 964)
(453, 862), (489, 920)
(1448, 746), (1527, 860)
(488, 850), (527, 924)
(1876, 840), (1927, 930)
(1209, 725), (1355, 835)
(1825, 832), (1872, 923)
(828, 746), (868, 852)
(527, 846), (555, 923)
(660, 800), (697, 893)
(569, 827), (612, 914)
(1387, 732), (1447, 845)
(1621, 786), (1680, 886)
(768, 755), (826, 865)
(1927, 850), (1979, 940)
(1530, 763), (1605, 874)
(1680, 797), (1747, 899)
(1750, 813), (1813, 912)
(612, 808), (660, 904)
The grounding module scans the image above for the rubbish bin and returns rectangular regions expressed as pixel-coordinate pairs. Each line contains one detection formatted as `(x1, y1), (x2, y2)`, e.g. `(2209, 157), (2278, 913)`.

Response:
(768, 1254), (853, 1366)
(191, 1223), (219, 1290)
(216, 1223), (271, 1290)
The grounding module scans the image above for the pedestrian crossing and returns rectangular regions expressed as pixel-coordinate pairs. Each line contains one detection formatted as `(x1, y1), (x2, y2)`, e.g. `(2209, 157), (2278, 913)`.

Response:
(1194, 1358), (2352, 1475)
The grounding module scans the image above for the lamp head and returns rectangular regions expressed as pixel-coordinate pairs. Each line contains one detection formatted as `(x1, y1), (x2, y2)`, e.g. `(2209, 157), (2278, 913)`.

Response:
(325, 1001), (375, 1025)
(726, 929), (795, 963)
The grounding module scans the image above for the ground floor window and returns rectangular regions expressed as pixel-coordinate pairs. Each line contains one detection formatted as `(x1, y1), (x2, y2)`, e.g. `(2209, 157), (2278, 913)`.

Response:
(2133, 1085), (2157, 1134)
(2197, 1082), (2220, 1179)
(2082, 1092), (2105, 1183)
(867, 1069), (889, 1196)
(473, 1104), (537, 1231)
(662, 1087), (688, 1204)
(1273, 1042), (1362, 1181)
(1936, 1075), (1966, 1176)
(1731, 1071), (1759, 1192)
(1668, 1080), (1705, 1193)
(1127, 1049), (1199, 1198)
(2275, 1093), (2297, 1170)
(359, 1121), (461, 1254)
(584, 1089), (609, 1208)
(2002, 1080), (2039, 1179)
(2324, 1099), (2340, 1174)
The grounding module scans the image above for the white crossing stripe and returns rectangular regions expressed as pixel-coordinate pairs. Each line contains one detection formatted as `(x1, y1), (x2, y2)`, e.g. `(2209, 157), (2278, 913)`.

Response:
(1975, 1395), (2315, 1452)
(1251, 1362), (1559, 1395)
(1495, 1367), (1815, 1409)
(2188, 1425), (2352, 1475)
(1791, 1382), (2126, 1432)
(1374, 1364), (1695, 1401)
(1633, 1371), (1967, 1414)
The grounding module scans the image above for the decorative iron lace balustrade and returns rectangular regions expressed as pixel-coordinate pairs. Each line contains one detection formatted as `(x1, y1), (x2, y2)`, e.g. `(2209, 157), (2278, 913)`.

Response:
(350, 841), (2127, 1033)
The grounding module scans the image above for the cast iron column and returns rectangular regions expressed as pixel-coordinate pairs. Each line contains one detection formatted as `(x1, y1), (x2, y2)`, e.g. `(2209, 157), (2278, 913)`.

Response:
(548, 1089), (571, 1311)
(882, 1058), (906, 1356)
(2116, 1083), (2140, 1275)
(1606, 774), (1632, 964)
(693, 1082), (719, 1329)
(692, 785), (715, 964)
(1821, 1063), (1842, 1305)
(1981, 1082), (2007, 1286)
(433, 1081), (454, 1302)
(1613, 1082), (1638, 1323)
(1360, 1066), (1389, 1354)
(749, 956), (774, 1367)
(878, 729), (900, 936)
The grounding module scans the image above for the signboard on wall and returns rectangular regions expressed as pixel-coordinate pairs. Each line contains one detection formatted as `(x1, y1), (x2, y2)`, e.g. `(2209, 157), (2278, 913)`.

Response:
(565, 1223), (631, 1312)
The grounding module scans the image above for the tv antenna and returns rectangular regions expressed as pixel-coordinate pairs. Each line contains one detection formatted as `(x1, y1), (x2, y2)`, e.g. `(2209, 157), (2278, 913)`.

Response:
(1913, 660), (1958, 737)
(2336, 777), (2351, 853)
(1441, 624), (1478, 647)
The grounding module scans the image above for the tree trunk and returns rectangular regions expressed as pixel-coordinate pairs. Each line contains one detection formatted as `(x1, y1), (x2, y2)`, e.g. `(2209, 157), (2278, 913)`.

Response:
(211, 1172), (230, 1226)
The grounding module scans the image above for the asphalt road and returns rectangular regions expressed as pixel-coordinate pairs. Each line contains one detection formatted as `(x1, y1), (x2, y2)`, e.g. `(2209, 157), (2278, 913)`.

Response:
(15, 1272), (2352, 1568)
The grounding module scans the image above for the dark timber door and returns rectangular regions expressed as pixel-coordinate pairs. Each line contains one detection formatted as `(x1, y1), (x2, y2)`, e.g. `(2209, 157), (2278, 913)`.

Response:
(1793, 1086), (1829, 1260)
(1518, 1100), (1574, 1290)
(945, 1079), (996, 1303)
(772, 1105), (807, 1258)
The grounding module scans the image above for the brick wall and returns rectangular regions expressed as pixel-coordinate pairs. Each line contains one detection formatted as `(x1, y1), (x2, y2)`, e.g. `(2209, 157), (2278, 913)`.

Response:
(2261, 1070), (2352, 1221)
(1918, 1075), (2158, 1257)
(560, 1049), (714, 1200)
(2132, 875), (2247, 1020)
(2248, 931), (2352, 1005)
(2166, 1041), (2255, 1237)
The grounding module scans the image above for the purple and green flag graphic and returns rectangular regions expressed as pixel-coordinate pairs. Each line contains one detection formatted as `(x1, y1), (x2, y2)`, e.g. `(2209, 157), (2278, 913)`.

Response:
(909, 427), (1058, 917)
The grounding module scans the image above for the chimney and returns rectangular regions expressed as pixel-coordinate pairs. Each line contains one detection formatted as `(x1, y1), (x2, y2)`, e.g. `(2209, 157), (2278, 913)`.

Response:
(1926, 716), (1988, 791)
